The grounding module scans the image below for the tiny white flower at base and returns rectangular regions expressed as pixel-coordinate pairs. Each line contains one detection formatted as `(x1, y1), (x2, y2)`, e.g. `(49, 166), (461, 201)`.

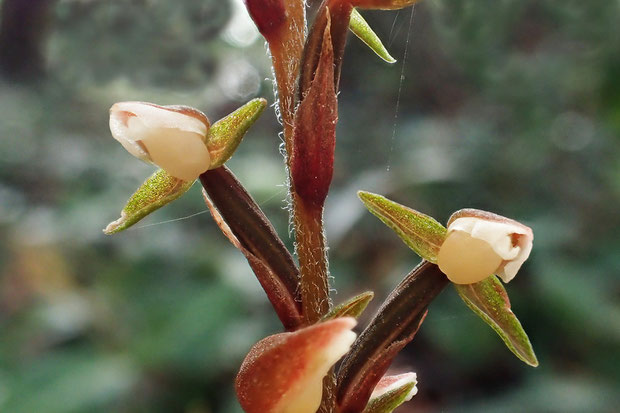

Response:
(109, 102), (211, 181)
(370, 372), (418, 402)
(437, 210), (533, 284)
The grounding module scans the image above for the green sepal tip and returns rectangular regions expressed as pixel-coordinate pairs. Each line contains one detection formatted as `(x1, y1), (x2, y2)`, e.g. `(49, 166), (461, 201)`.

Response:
(104, 169), (193, 234)
(357, 191), (447, 263)
(349, 9), (396, 64)
(323, 291), (374, 321)
(207, 98), (267, 169)
(362, 379), (417, 413)
(455, 275), (539, 367)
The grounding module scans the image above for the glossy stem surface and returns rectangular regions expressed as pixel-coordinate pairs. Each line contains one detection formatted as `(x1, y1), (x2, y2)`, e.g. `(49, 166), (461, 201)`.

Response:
(337, 261), (449, 412)
(200, 166), (302, 329)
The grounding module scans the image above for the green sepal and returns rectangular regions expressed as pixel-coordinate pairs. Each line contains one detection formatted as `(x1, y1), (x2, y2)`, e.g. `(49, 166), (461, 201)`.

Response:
(207, 98), (267, 169)
(362, 380), (417, 413)
(103, 169), (193, 234)
(323, 291), (374, 321)
(357, 191), (447, 263)
(349, 9), (396, 64)
(454, 275), (539, 367)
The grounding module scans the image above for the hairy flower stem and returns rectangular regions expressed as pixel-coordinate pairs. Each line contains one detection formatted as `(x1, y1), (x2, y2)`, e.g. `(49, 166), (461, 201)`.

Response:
(294, 196), (333, 412)
(271, 43), (297, 159)
(256, 0), (333, 326)
(295, 197), (331, 323)
(266, 1), (336, 409)
(263, 2), (305, 162)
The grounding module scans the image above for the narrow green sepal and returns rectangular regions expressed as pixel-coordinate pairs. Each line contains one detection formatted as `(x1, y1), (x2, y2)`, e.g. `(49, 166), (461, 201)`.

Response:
(358, 191), (447, 263)
(323, 291), (374, 321)
(349, 9), (396, 64)
(207, 98), (267, 169)
(455, 275), (539, 367)
(363, 378), (417, 413)
(103, 169), (193, 234)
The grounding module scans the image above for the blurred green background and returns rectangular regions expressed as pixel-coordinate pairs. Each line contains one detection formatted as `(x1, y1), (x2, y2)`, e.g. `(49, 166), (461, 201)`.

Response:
(1, 0), (619, 412)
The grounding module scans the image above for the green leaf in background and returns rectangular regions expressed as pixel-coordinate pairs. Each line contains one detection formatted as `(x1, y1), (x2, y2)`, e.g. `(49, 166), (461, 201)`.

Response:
(103, 169), (193, 234)
(207, 97), (267, 169)
(349, 9), (396, 64)
(323, 291), (374, 320)
(357, 191), (447, 263)
(0, 352), (138, 413)
(362, 376), (417, 413)
(454, 275), (539, 367)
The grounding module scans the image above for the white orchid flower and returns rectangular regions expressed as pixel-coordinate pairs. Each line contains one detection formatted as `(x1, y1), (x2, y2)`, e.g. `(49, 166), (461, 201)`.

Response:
(109, 101), (211, 181)
(437, 209), (533, 284)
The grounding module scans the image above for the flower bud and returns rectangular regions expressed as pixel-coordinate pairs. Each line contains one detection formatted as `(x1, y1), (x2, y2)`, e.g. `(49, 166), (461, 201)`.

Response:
(291, 17), (337, 207)
(243, 0), (287, 40)
(236, 317), (357, 413)
(363, 373), (418, 412)
(369, 372), (418, 403)
(437, 209), (533, 284)
(109, 102), (211, 181)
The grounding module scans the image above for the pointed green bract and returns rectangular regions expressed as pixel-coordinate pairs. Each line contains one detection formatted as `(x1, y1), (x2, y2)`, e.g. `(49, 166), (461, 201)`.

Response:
(362, 381), (417, 413)
(323, 291), (374, 321)
(455, 275), (539, 367)
(104, 169), (193, 234)
(207, 98), (267, 169)
(358, 191), (447, 263)
(349, 9), (396, 64)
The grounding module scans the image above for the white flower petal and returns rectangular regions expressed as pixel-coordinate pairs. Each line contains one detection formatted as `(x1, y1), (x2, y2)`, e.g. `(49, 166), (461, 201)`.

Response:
(449, 217), (525, 260)
(109, 108), (149, 160)
(497, 235), (533, 282)
(112, 102), (207, 136)
(109, 101), (211, 181)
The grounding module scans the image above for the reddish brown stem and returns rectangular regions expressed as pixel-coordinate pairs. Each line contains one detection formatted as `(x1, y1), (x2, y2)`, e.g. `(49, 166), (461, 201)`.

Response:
(200, 167), (303, 330)
(336, 262), (449, 412)
(295, 197), (331, 324)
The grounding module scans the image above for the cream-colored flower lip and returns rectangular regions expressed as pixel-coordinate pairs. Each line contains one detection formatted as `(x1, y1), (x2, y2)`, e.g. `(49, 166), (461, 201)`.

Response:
(442, 209), (533, 283)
